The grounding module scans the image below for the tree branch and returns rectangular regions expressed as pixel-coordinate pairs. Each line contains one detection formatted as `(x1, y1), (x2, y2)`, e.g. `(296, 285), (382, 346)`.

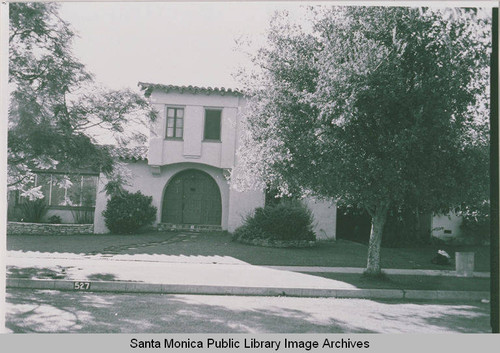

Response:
(7, 174), (32, 188)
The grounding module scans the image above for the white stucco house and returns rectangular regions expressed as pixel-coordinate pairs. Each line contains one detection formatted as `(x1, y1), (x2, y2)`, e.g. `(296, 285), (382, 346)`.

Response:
(91, 83), (338, 239)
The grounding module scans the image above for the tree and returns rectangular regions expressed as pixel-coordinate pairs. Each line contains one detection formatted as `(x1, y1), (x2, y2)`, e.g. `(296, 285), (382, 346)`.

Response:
(8, 2), (156, 198)
(233, 6), (490, 275)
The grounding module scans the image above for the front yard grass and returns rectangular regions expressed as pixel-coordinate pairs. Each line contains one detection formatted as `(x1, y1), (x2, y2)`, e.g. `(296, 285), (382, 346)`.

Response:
(7, 231), (490, 272)
(302, 273), (490, 291)
(7, 232), (492, 293)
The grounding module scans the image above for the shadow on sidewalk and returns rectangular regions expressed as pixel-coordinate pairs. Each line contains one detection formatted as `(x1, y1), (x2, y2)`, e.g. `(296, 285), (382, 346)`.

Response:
(5, 288), (490, 333)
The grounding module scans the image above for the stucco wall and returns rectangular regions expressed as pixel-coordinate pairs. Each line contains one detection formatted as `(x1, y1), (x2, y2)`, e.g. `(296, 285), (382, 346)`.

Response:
(148, 91), (241, 169)
(8, 207), (83, 224)
(227, 187), (266, 233)
(431, 212), (463, 239)
(42, 209), (93, 224)
(93, 173), (111, 234)
(303, 197), (337, 240)
(43, 209), (75, 223)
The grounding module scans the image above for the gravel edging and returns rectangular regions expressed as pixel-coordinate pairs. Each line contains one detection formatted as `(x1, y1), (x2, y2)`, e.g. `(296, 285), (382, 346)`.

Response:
(235, 238), (316, 248)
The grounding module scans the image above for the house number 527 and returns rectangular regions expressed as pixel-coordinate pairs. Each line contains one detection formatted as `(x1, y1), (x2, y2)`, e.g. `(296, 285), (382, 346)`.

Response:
(73, 282), (91, 290)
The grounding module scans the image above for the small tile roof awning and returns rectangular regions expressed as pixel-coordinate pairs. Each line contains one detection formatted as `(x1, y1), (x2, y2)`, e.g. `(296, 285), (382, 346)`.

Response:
(138, 82), (243, 98)
(110, 145), (148, 161)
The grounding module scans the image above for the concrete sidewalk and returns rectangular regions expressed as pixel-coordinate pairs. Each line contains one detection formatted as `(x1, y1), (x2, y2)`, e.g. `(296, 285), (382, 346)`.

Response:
(6, 251), (491, 301)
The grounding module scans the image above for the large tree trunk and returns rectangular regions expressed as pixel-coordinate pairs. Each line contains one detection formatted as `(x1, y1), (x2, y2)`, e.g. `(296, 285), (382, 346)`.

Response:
(365, 201), (390, 275)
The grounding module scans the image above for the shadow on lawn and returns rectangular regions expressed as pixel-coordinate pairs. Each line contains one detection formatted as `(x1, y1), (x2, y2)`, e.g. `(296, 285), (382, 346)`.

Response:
(87, 273), (117, 281)
(7, 266), (68, 280)
(7, 267), (118, 282)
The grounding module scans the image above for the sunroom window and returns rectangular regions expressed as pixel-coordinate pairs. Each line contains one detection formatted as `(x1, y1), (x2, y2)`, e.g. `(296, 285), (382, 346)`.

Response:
(20, 173), (98, 208)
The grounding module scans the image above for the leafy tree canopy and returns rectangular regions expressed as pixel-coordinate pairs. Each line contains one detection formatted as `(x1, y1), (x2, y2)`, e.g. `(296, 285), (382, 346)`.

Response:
(233, 6), (490, 274)
(8, 2), (157, 195)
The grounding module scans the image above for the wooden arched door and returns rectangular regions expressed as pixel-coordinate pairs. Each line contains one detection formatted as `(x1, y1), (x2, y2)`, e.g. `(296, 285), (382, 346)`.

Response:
(162, 170), (221, 225)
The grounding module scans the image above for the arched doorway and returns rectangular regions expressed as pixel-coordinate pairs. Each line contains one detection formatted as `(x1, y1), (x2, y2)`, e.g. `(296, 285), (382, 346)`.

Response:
(162, 169), (222, 225)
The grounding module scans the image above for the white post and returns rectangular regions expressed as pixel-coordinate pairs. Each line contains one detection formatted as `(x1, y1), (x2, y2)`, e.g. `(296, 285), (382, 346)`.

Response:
(455, 252), (475, 277)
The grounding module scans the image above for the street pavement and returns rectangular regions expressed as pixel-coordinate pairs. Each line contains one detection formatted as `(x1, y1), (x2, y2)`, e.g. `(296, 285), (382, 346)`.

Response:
(5, 288), (492, 333)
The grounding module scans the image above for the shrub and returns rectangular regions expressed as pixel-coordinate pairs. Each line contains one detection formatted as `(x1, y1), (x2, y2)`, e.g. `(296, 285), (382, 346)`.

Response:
(382, 207), (432, 247)
(72, 209), (94, 224)
(460, 201), (490, 244)
(102, 191), (157, 234)
(20, 199), (47, 223)
(48, 215), (62, 224)
(233, 201), (315, 243)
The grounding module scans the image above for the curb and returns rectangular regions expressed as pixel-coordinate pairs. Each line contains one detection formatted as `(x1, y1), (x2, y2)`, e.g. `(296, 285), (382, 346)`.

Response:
(7, 278), (490, 301)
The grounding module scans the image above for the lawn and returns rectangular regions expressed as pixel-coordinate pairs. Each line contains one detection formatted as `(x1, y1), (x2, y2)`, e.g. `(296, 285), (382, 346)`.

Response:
(302, 273), (490, 291)
(7, 231), (491, 272)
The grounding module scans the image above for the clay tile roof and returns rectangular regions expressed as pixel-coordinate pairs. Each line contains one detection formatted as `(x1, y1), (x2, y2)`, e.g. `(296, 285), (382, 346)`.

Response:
(138, 82), (242, 98)
(110, 145), (148, 161)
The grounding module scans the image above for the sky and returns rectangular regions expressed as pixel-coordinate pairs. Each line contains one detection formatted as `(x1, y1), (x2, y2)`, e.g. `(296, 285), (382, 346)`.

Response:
(58, 2), (309, 91)
(57, 1), (495, 93)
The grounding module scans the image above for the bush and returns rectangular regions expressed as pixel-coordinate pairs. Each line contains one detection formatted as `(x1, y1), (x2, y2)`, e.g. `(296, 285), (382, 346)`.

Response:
(20, 199), (47, 223)
(460, 201), (490, 244)
(48, 215), (62, 224)
(72, 209), (94, 224)
(382, 208), (432, 247)
(233, 201), (315, 243)
(102, 191), (157, 234)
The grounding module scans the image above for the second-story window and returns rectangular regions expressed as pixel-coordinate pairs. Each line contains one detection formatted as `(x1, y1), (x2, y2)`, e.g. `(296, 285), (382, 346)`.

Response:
(204, 109), (222, 141)
(166, 107), (184, 139)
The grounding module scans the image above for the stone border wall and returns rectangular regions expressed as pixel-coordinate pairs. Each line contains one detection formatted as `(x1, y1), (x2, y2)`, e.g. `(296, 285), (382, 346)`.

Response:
(157, 223), (223, 233)
(236, 237), (316, 248)
(7, 222), (93, 235)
